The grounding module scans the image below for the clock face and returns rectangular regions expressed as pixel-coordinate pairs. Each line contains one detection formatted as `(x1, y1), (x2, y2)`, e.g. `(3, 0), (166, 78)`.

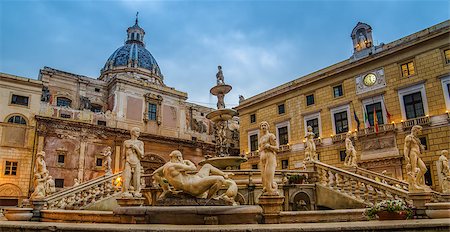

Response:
(363, 73), (377, 86)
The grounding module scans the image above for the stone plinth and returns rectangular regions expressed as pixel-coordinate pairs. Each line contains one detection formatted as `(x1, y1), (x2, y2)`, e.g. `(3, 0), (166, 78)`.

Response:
(425, 202), (450, 219)
(116, 197), (145, 207)
(409, 192), (433, 217)
(113, 206), (262, 225)
(258, 194), (284, 224)
(30, 199), (47, 221)
(156, 192), (231, 206)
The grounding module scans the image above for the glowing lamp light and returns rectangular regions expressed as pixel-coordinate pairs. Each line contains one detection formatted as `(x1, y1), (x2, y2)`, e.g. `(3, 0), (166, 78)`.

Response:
(446, 110), (449, 113)
(426, 115), (429, 117)
(391, 121), (395, 124)
(302, 139), (306, 143)
(330, 134), (333, 137)
(354, 129), (357, 132)
(401, 120), (404, 122)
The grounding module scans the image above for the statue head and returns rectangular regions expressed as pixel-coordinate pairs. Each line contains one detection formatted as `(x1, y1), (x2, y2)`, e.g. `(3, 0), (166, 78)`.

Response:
(130, 127), (141, 138)
(105, 146), (111, 152)
(218, 65), (222, 70)
(307, 125), (313, 132)
(346, 131), (353, 138)
(169, 150), (183, 163)
(411, 125), (422, 136)
(37, 151), (46, 159)
(260, 121), (269, 132)
(442, 150), (449, 157)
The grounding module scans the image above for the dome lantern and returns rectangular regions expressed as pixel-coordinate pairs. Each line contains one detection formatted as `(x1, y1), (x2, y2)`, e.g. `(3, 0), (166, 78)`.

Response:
(126, 12), (145, 46)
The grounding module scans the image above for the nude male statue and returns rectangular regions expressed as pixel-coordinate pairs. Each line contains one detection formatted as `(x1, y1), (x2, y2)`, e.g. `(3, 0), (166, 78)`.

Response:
(344, 131), (357, 167)
(122, 127), (144, 198)
(152, 150), (238, 205)
(404, 125), (428, 191)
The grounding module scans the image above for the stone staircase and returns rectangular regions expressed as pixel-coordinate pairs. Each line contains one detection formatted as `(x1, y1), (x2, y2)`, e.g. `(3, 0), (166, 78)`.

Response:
(43, 172), (122, 210)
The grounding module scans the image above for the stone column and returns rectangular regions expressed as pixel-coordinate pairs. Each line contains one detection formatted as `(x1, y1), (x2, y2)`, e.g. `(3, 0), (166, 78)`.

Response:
(258, 195), (284, 224)
(114, 145), (121, 173)
(77, 141), (87, 182)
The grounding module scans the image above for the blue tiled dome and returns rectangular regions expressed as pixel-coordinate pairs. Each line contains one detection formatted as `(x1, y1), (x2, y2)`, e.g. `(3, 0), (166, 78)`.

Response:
(103, 43), (162, 77)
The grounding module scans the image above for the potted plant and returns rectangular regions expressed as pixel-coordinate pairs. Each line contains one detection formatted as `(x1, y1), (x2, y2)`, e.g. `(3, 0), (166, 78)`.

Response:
(288, 174), (305, 184)
(365, 199), (413, 220)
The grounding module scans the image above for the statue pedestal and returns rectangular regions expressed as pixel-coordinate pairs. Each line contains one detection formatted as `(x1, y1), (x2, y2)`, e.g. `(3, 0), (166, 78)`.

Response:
(258, 194), (284, 224)
(409, 192), (433, 217)
(30, 199), (47, 221)
(116, 197), (145, 207)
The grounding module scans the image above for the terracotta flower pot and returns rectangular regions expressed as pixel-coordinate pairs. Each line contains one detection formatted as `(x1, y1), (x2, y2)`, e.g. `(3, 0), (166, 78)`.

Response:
(376, 211), (408, 220)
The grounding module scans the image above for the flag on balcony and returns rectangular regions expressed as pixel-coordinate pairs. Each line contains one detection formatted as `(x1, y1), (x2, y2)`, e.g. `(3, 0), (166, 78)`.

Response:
(351, 102), (361, 130)
(373, 105), (379, 133)
(382, 95), (392, 122)
(364, 109), (371, 128)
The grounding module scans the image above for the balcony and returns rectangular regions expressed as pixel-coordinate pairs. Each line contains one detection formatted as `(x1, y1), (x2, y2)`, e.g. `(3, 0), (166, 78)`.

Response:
(279, 144), (292, 153)
(246, 151), (259, 158)
(356, 123), (396, 137)
(401, 115), (431, 129)
(331, 133), (346, 143)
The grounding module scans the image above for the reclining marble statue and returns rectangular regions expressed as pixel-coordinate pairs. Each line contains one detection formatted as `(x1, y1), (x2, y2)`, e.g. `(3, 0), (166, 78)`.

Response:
(259, 121), (279, 195)
(404, 125), (430, 192)
(30, 151), (56, 199)
(152, 150), (238, 205)
(122, 127), (144, 198)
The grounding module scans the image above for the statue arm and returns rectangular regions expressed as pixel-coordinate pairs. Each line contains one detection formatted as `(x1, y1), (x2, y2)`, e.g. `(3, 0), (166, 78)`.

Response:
(135, 142), (144, 158)
(266, 134), (279, 152)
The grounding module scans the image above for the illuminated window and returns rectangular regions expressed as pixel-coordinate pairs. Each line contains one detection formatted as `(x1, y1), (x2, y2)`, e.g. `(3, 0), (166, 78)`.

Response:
(4, 161), (18, 176)
(7, 115), (26, 125)
(400, 61), (415, 77)
(11, 95), (29, 106)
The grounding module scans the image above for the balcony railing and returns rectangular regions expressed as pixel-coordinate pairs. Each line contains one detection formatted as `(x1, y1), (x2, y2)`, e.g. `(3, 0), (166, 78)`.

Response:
(401, 115), (431, 129)
(331, 133), (346, 143)
(356, 123), (396, 137)
(246, 151), (259, 158)
(279, 144), (292, 153)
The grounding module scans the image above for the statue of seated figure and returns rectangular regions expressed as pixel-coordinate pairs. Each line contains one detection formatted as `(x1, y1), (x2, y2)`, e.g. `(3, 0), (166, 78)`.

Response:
(152, 150), (238, 205)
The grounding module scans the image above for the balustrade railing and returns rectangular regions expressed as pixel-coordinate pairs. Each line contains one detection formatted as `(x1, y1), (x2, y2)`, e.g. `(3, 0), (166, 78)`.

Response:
(331, 133), (346, 143)
(356, 124), (396, 137)
(44, 172), (122, 210)
(279, 144), (292, 153)
(401, 115), (431, 129)
(352, 167), (408, 191)
(312, 161), (410, 206)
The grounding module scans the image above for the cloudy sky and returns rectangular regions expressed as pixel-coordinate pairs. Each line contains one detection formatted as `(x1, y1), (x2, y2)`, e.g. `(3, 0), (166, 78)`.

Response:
(0, 1), (448, 108)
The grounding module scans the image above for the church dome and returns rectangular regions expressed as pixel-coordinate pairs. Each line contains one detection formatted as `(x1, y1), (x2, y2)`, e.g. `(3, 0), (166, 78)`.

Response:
(100, 15), (163, 82)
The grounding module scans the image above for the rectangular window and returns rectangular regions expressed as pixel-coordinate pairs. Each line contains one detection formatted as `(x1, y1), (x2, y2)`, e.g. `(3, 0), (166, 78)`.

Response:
(339, 150), (346, 162)
(333, 85), (343, 98)
(365, 102), (384, 126)
(403, 92), (425, 119)
(97, 120), (107, 126)
(334, 111), (349, 134)
(306, 94), (315, 106)
(4, 161), (18, 176)
(444, 49), (450, 64)
(278, 104), (285, 114)
(250, 114), (256, 123)
(148, 103), (157, 121)
(57, 97), (71, 107)
(60, 113), (71, 119)
(250, 134), (258, 152)
(281, 159), (289, 169)
(278, 126), (289, 145)
(11, 94), (29, 106)
(91, 105), (102, 113)
(94, 88), (100, 92)
(419, 136), (428, 150)
(424, 164), (432, 186)
(55, 179), (64, 188)
(96, 158), (103, 167)
(252, 164), (258, 170)
(57, 155), (65, 164)
(306, 118), (320, 138)
(401, 61), (415, 77)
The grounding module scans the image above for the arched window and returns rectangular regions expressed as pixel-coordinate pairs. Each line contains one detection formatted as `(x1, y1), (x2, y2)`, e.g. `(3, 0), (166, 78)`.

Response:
(56, 97), (72, 107)
(7, 115), (27, 125)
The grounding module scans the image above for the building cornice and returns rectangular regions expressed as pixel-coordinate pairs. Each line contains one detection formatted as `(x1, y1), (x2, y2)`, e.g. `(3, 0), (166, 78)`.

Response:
(0, 72), (43, 88)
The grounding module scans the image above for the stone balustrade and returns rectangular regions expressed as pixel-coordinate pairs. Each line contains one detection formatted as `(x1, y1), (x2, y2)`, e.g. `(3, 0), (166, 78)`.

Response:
(401, 115), (431, 129)
(356, 123), (396, 137)
(352, 166), (409, 191)
(44, 172), (122, 210)
(278, 144), (292, 153)
(312, 161), (411, 206)
(331, 133), (346, 143)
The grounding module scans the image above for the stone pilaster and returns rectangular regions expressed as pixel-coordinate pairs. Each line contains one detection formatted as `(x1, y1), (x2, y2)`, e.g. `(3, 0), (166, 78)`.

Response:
(258, 194), (284, 224)
(77, 141), (87, 182)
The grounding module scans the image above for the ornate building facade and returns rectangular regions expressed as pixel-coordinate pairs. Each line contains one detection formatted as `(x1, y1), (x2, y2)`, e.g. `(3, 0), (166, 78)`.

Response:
(237, 20), (450, 192)
(0, 18), (238, 204)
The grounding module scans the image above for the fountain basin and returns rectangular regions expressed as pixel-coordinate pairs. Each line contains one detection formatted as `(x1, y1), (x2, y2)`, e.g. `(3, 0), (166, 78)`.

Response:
(3, 207), (33, 221)
(199, 156), (248, 170)
(210, 84), (232, 96)
(206, 108), (237, 122)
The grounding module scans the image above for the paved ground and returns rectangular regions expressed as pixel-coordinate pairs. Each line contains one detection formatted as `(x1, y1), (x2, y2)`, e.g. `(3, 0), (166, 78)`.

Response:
(0, 218), (449, 232)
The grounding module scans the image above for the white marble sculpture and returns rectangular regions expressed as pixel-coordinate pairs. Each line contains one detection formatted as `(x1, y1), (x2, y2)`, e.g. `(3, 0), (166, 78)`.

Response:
(404, 125), (430, 192)
(437, 150), (450, 193)
(344, 131), (358, 167)
(259, 121), (279, 195)
(103, 146), (113, 175)
(30, 151), (56, 199)
(122, 127), (144, 198)
(152, 150), (238, 205)
(73, 178), (80, 187)
(304, 126), (317, 162)
(216, 65), (225, 85)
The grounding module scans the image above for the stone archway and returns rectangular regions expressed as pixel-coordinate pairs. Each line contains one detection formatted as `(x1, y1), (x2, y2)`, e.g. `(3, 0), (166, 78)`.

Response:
(0, 183), (23, 206)
(141, 153), (166, 187)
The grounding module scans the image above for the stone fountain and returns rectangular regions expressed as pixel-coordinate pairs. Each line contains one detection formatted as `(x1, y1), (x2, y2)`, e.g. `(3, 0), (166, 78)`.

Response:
(199, 66), (247, 170)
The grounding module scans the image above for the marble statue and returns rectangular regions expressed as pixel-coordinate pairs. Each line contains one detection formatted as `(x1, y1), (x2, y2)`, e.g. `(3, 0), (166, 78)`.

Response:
(216, 65), (225, 85)
(259, 121), (279, 195)
(239, 95), (245, 103)
(304, 126), (317, 162)
(404, 125), (429, 192)
(152, 150), (238, 205)
(122, 127), (144, 198)
(437, 150), (450, 193)
(358, 32), (367, 50)
(30, 151), (56, 199)
(217, 93), (225, 109)
(73, 178), (80, 187)
(344, 131), (358, 167)
(103, 146), (113, 175)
